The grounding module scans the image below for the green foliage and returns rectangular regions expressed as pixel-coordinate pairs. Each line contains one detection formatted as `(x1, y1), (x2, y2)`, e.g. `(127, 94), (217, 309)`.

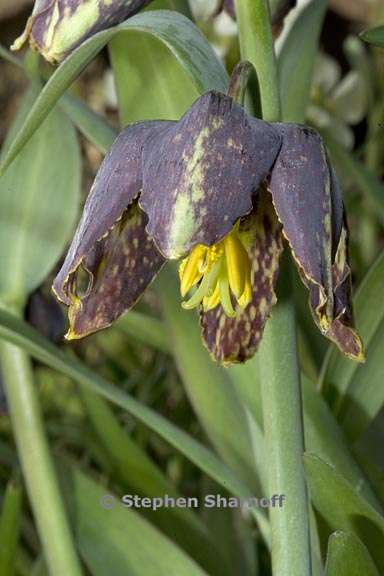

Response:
(60, 463), (209, 576)
(361, 25), (384, 48)
(1, 1), (384, 574)
(304, 454), (384, 571)
(0, 83), (81, 306)
(278, 0), (327, 122)
(325, 531), (379, 576)
(0, 477), (22, 575)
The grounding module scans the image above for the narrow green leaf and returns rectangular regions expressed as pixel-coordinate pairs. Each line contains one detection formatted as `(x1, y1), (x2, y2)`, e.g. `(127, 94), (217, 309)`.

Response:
(59, 93), (117, 154)
(79, 388), (224, 575)
(0, 83), (80, 304)
(325, 530), (380, 576)
(360, 26), (384, 49)
(110, 0), (196, 122)
(278, 0), (327, 122)
(302, 375), (381, 511)
(320, 251), (384, 439)
(60, 462), (208, 576)
(0, 307), (270, 544)
(0, 477), (23, 575)
(304, 453), (384, 572)
(0, 10), (227, 175)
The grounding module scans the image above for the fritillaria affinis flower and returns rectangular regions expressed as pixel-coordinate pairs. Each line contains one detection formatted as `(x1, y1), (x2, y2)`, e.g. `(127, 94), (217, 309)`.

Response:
(53, 62), (364, 365)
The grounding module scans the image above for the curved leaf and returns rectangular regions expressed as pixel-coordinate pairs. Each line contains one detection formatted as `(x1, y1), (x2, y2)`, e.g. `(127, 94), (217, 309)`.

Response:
(0, 10), (228, 175)
(0, 83), (80, 303)
(61, 463), (208, 576)
(304, 453), (384, 572)
(325, 530), (379, 576)
(360, 26), (384, 49)
(277, 0), (327, 122)
(320, 252), (384, 439)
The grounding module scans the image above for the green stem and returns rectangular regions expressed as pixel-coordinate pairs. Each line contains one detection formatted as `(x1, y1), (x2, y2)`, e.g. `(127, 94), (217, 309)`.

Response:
(0, 323), (83, 576)
(234, 0), (281, 122)
(235, 2), (311, 574)
(258, 266), (311, 576)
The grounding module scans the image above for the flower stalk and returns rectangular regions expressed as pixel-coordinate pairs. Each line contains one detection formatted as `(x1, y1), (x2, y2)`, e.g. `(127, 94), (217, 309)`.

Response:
(235, 1), (312, 575)
(234, 0), (281, 122)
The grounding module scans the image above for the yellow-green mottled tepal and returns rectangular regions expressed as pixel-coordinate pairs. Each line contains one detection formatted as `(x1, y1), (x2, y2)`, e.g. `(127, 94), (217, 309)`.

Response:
(11, 0), (152, 63)
(52, 82), (364, 365)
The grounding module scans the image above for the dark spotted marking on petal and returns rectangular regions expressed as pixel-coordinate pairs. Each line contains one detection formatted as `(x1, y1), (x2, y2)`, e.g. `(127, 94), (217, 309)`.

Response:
(200, 188), (283, 364)
(18, 0), (153, 62)
(65, 203), (165, 339)
(53, 120), (171, 305)
(140, 90), (282, 259)
(270, 132), (363, 361)
(269, 123), (334, 328)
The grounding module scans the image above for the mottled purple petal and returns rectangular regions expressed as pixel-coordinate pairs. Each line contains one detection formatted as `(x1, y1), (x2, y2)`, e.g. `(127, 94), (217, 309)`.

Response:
(330, 166), (344, 259)
(270, 128), (363, 360)
(13, 0), (153, 62)
(140, 91), (282, 259)
(53, 120), (170, 305)
(63, 203), (165, 339)
(325, 222), (365, 361)
(200, 188), (283, 364)
(269, 123), (334, 329)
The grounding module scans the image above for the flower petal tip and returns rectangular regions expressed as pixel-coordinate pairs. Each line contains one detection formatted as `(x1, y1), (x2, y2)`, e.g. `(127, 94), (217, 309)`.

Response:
(64, 328), (80, 341)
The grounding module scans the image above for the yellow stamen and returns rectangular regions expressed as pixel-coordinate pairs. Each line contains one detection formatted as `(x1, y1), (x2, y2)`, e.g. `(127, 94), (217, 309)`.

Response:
(179, 244), (207, 297)
(224, 233), (249, 299)
(202, 283), (220, 311)
(238, 277), (252, 308)
(179, 227), (253, 317)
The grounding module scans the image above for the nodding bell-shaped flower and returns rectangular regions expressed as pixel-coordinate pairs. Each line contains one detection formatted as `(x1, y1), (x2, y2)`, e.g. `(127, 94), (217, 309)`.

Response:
(53, 61), (364, 365)
(11, 0), (152, 63)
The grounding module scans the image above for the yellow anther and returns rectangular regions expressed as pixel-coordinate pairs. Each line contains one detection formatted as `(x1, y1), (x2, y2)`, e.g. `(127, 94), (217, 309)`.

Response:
(224, 232), (249, 299)
(319, 314), (331, 333)
(179, 244), (207, 297)
(237, 278), (252, 308)
(202, 283), (220, 311)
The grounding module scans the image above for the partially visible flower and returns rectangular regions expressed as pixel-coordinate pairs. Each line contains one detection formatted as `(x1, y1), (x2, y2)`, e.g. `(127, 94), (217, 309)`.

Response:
(11, 0), (152, 63)
(53, 87), (364, 365)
